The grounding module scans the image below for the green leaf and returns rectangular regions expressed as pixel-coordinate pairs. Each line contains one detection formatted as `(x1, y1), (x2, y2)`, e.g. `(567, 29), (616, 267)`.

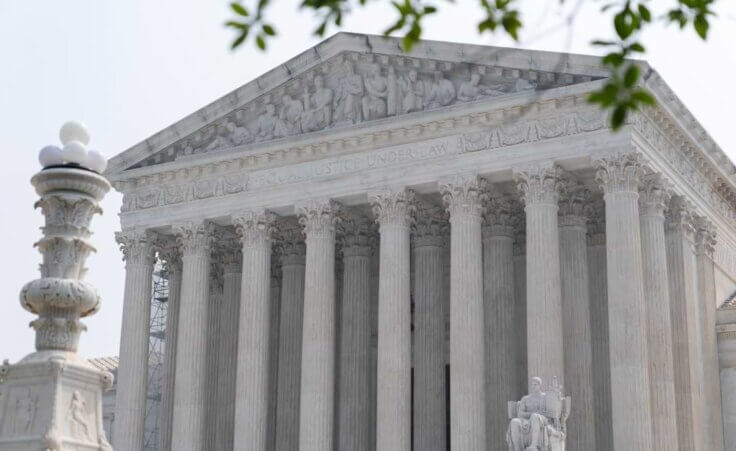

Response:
(231, 32), (247, 49)
(602, 52), (624, 68)
(628, 42), (645, 53)
(591, 40), (617, 47)
(611, 104), (628, 129)
(623, 65), (639, 88)
(262, 24), (276, 36)
(225, 21), (248, 30)
(230, 2), (249, 17)
(638, 4), (651, 22)
(256, 35), (266, 50)
(631, 89), (656, 105)
(694, 14), (709, 39)
(614, 10), (634, 40)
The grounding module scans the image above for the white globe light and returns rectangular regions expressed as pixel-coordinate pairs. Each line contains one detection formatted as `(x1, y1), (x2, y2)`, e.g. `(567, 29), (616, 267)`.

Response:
(59, 120), (90, 146)
(85, 150), (108, 173)
(61, 141), (88, 165)
(38, 145), (63, 168)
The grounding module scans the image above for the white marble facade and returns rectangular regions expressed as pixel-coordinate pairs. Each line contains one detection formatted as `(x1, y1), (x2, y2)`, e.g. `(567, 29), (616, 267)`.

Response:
(106, 33), (736, 450)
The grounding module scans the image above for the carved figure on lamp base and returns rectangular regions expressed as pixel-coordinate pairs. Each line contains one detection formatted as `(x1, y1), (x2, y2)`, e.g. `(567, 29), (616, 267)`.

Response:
(506, 377), (570, 451)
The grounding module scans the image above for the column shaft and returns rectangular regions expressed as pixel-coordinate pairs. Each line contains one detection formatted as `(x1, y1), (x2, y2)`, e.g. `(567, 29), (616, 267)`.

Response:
(515, 167), (565, 384)
(114, 230), (155, 451)
(267, 266), (282, 451)
(233, 210), (275, 450)
(482, 196), (518, 448)
(717, 311), (736, 450)
(639, 176), (679, 450)
(338, 216), (372, 451)
(215, 249), (242, 451)
(441, 176), (486, 450)
(596, 154), (652, 451)
(275, 230), (306, 451)
(159, 249), (182, 451)
(205, 261), (223, 450)
(412, 206), (447, 451)
(371, 190), (413, 451)
(297, 200), (339, 451)
(171, 223), (213, 451)
(666, 197), (704, 450)
(558, 212), (596, 451)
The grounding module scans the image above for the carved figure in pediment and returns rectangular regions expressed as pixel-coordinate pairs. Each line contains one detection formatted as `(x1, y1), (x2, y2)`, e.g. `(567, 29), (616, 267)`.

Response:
(68, 390), (92, 440)
(275, 94), (305, 137)
(333, 62), (364, 124)
(204, 123), (234, 151)
(226, 119), (253, 146)
(386, 66), (399, 115)
(457, 72), (505, 102)
(399, 69), (426, 114)
(362, 63), (388, 121)
(301, 75), (333, 132)
(254, 103), (279, 142)
(506, 377), (570, 451)
(13, 388), (37, 435)
(426, 71), (456, 109)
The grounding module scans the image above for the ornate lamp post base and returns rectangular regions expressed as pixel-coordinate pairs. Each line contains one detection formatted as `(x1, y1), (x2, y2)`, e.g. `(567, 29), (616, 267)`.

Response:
(0, 124), (114, 451)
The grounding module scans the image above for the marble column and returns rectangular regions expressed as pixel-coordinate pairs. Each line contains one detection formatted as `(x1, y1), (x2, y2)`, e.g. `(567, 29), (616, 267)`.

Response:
(297, 200), (340, 451)
(557, 186), (596, 451)
(717, 307), (736, 450)
(412, 203), (447, 451)
(440, 175), (487, 451)
(114, 229), (156, 451)
(586, 198), (613, 451)
(275, 224), (306, 451)
(205, 257), (223, 450)
(513, 229), (527, 385)
(665, 195), (704, 450)
(233, 210), (276, 451)
(215, 245), (242, 451)
(268, 258), (282, 451)
(595, 153), (653, 451)
(171, 222), (213, 451)
(158, 244), (182, 451)
(370, 189), (414, 451)
(694, 217), (725, 451)
(482, 194), (518, 448)
(337, 215), (373, 451)
(638, 174), (679, 451)
(514, 165), (565, 384)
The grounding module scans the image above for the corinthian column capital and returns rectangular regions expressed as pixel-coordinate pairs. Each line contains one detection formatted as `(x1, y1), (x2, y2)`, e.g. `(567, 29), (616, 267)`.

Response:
(665, 196), (696, 235)
(115, 228), (156, 265)
(222, 240), (243, 274)
(482, 194), (517, 238)
(440, 174), (488, 219)
(173, 221), (215, 255)
(594, 152), (646, 194)
(297, 199), (342, 235)
(275, 220), (306, 266)
(585, 195), (606, 246)
(233, 209), (277, 247)
(639, 173), (672, 217)
(369, 189), (415, 227)
(514, 164), (566, 206)
(694, 216), (717, 256)
(412, 202), (448, 248)
(558, 183), (591, 228)
(158, 241), (183, 273)
(338, 213), (375, 255)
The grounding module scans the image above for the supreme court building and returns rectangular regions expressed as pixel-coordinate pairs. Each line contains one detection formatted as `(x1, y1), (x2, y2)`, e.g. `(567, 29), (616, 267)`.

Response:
(106, 33), (736, 451)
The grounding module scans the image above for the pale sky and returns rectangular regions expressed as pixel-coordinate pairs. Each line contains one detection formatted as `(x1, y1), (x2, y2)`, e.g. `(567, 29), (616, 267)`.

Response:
(1, 1), (735, 363)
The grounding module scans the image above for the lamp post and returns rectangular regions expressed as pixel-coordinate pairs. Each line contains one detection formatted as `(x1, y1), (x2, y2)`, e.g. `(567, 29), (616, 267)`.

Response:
(0, 121), (114, 450)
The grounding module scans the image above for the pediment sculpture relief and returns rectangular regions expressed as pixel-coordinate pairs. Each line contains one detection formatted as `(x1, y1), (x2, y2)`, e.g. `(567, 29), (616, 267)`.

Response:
(506, 376), (571, 451)
(136, 52), (596, 168)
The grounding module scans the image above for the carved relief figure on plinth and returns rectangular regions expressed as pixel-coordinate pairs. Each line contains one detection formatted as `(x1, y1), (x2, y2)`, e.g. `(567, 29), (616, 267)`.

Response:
(12, 388), (37, 435)
(362, 63), (389, 121)
(334, 62), (364, 124)
(68, 390), (92, 440)
(301, 75), (333, 132)
(426, 71), (456, 109)
(457, 72), (504, 102)
(506, 377), (570, 451)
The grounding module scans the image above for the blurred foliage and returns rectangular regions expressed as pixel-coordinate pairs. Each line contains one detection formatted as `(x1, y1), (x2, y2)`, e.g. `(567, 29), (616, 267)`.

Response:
(225, 0), (717, 130)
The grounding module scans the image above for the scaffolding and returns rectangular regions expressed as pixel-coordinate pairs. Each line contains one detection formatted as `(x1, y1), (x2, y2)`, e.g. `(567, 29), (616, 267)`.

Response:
(143, 262), (168, 451)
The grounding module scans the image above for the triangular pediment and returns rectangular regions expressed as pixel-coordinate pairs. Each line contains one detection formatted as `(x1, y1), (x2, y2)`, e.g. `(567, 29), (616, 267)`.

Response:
(107, 33), (611, 175)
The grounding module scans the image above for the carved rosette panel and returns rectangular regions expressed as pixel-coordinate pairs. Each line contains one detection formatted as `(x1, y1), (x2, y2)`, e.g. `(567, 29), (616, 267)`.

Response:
(20, 168), (110, 353)
(412, 202), (448, 248)
(558, 182), (591, 228)
(173, 222), (215, 256)
(233, 209), (277, 249)
(483, 193), (518, 238)
(665, 196), (696, 236)
(638, 173), (672, 218)
(594, 152), (646, 194)
(369, 189), (416, 228)
(297, 199), (342, 236)
(694, 217), (717, 256)
(440, 174), (488, 220)
(514, 165), (566, 206)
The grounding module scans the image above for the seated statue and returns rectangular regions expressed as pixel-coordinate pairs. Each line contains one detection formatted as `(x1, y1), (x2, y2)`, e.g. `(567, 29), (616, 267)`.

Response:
(506, 376), (570, 451)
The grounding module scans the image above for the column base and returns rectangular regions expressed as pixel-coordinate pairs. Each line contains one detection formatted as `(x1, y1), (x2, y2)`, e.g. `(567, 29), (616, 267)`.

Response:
(0, 351), (113, 451)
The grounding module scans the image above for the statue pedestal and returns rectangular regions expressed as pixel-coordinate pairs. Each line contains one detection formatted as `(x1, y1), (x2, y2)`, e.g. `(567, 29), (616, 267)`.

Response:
(0, 352), (113, 450)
